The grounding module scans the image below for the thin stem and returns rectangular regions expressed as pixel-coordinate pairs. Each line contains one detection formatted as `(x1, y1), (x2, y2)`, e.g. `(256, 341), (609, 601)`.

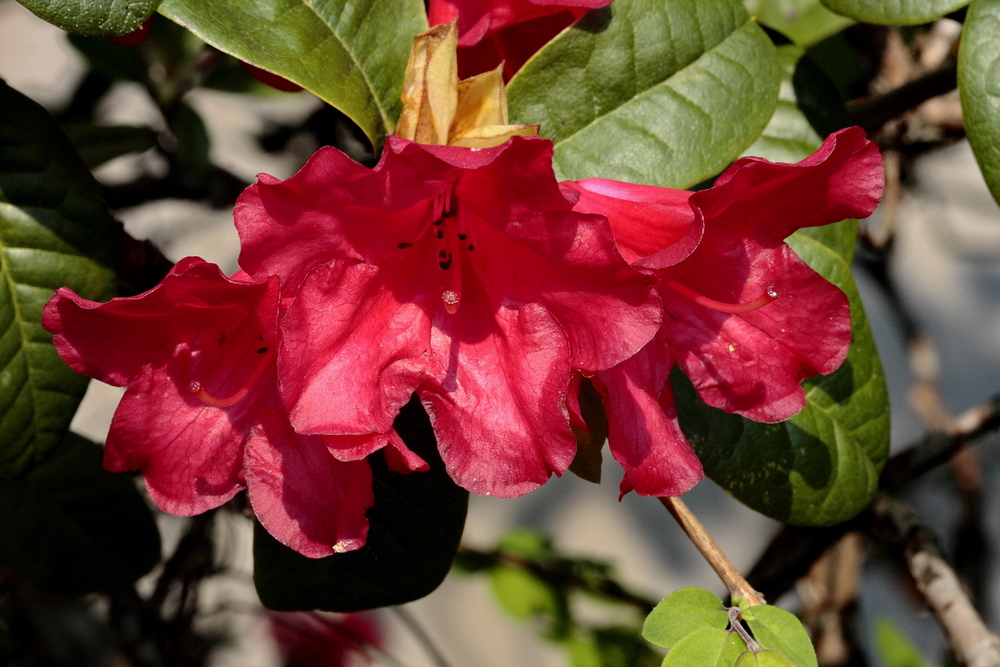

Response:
(391, 606), (452, 667)
(659, 496), (766, 607)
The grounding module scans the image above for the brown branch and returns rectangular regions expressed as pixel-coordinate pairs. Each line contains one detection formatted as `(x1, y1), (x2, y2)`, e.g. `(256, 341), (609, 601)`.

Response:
(659, 496), (765, 607)
(868, 494), (1000, 667)
(881, 390), (1000, 492)
(848, 63), (957, 133)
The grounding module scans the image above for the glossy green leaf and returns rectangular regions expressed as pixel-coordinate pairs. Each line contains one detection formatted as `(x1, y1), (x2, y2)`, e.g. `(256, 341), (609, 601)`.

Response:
(253, 397), (469, 611)
(643, 587), (730, 650)
(817, 0), (968, 24)
(874, 618), (927, 667)
(959, 0), (1000, 208)
(675, 215), (889, 525)
(507, 0), (781, 189)
(743, 605), (817, 667)
(61, 123), (158, 170)
(0, 80), (119, 476)
(16, 0), (159, 37)
(735, 650), (797, 666)
(0, 433), (161, 591)
(745, 0), (854, 46)
(662, 628), (746, 667)
(157, 0), (427, 149)
(742, 45), (847, 162)
(497, 527), (553, 560)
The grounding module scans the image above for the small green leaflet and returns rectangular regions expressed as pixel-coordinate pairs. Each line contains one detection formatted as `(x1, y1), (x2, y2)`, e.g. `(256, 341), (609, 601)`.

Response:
(644, 588), (818, 667)
(16, 0), (159, 37)
(818, 0), (969, 24)
(0, 80), (119, 477)
(743, 605), (818, 667)
(507, 0), (781, 189)
(959, 0), (1000, 208)
(157, 0), (427, 150)
(642, 587), (730, 649)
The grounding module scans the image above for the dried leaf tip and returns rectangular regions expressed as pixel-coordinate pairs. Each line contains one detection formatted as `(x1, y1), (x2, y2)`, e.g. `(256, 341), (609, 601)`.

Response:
(396, 21), (538, 148)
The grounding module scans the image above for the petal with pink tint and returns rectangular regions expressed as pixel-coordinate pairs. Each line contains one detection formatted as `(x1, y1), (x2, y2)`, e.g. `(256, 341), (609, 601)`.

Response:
(425, 301), (577, 497)
(104, 361), (246, 515)
(246, 410), (373, 558)
(596, 345), (703, 498)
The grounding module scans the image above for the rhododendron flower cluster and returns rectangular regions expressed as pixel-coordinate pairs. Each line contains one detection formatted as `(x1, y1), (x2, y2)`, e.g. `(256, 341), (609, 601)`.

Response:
(41, 23), (883, 559)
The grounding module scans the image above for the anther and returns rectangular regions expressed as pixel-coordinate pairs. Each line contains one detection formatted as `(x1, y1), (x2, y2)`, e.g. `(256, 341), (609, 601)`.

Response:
(397, 242), (413, 249)
(666, 281), (778, 314)
(190, 348), (273, 408)
(442, 290), (460, 314)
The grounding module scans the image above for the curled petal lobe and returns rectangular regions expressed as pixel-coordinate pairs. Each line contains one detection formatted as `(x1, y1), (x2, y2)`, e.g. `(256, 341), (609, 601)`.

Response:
(245, 412), (373, 558)
(561, 179), (703, 269)
(425, 302), (577, 496)
(104, 360), (246, 515)
(596, 347), (703, 499)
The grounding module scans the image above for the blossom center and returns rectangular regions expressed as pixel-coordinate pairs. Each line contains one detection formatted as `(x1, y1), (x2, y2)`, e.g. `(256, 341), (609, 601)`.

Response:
(189, 345), (273, 408)
(398, 187), (476, 314)
(665, 280), (778, 314)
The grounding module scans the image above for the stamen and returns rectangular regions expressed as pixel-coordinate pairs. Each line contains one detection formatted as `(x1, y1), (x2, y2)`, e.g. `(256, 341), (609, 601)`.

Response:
(190, 348), (273, 408)
(442, 290), (460, 313)
(666, 281), (778, 314)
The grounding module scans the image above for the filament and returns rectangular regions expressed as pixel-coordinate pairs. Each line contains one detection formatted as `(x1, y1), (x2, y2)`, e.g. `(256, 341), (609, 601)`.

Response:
(190, 347), (273, 408)
(666, 281), (777, 314)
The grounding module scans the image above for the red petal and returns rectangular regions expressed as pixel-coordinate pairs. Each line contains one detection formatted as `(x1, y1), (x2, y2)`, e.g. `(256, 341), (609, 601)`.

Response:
(561, 178), (703, 268)
(691, 126), (884, 243)
(104, 362), (245, 515)
(423, 302), (577, 497)
(596, 348), (703, 498)
(246, 411), (373, 558)
(665, 245), (851, 422)
(280, 260), (432, 437)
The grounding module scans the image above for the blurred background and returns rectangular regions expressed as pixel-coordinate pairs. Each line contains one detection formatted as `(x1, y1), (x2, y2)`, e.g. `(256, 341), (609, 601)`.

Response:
(2, 0), (1000, 664)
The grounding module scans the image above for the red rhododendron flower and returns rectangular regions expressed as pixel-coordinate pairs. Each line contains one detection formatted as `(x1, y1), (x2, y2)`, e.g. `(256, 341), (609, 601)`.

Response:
(561, 127), (884, 498)
(235, 135), (661, 498)
(428, 0), (611, 78)
(42, 257), (379, 558)
(269, 611), (380, 667)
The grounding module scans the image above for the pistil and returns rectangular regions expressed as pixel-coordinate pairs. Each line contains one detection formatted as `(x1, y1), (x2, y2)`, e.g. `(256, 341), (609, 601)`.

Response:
(665, 281), (777, 314)
(190, 347), (274, 408)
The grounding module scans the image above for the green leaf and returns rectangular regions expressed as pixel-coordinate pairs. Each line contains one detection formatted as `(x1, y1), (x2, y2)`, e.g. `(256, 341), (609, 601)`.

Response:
(742, 45), (847, 163)
(643, 587), (730, 650)
(0, 433), (161, 591)
(157, 0), (427, 150)
(817, 0), (969, 24)
(16, 0), (159, 37)
(491, 565), (566, 622)
(959, 0), (1000, 208)
(497, 527), (553, 560)
(0, 80), (119, 476)
(253, 397), (469, 611)
(745, 0), (854, 47)
(507, 0), (781, 189)
(168, 102), (211, 178)
(675, 215), (890, 526)
(875, 618), (927, 667)
(568, 628), (664, 667)
(743, 605), (818, 667)
(61, 123), (158, 170)
(735, 650), (797, 666)
(662, 628), (746, 667)
(67, 33), (147, 82)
